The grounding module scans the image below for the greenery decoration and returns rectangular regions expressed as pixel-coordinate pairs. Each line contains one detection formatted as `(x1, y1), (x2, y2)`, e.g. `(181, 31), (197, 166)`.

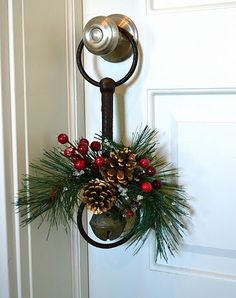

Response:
(17, 126), (191, 261)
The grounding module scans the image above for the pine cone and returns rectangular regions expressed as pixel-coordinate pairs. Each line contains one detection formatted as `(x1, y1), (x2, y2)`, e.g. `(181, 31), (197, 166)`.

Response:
(83, 179), (117, 214)
(100, 148), (137, 185)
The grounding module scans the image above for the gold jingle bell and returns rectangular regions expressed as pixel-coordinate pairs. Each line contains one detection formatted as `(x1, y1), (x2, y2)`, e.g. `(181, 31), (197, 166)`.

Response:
(90, 206), (126, 241)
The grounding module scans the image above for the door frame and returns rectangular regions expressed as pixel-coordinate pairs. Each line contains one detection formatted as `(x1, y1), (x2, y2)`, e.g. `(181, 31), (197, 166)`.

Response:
(0, 1), (88, 297)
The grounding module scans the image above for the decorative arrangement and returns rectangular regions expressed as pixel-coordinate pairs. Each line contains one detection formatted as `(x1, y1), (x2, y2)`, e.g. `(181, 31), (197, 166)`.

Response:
(17, 15), (191, 262)
(17, 126), (190, 261)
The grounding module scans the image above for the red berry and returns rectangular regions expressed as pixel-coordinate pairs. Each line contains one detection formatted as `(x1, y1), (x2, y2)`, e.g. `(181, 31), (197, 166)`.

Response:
(138, 157), (150, 168)
(95, 156), (105, 167)
(152, 180), (162, 189)
(74, 158), (87, 170)
(146, 166), (156, 176)
(58, 133), (69, 144)
(79, 138), (89, 146)
(71, 155), (79, 162)
(77, 144), (88, 155)
(141, 181), (153, 193)
(90, 141), (101, 151)
(126, 209), (134, 218)
(64, 147), (75, 157)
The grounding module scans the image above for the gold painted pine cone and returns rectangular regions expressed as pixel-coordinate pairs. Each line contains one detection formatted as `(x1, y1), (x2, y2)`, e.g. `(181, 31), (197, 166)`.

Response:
(100, 148), (137, 185)
(83, 179), (117, 214)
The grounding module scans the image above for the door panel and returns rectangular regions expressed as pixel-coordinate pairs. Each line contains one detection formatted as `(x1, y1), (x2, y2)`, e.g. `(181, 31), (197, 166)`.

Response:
(148, 90), (236, 279)
(83, 1), (236, 297)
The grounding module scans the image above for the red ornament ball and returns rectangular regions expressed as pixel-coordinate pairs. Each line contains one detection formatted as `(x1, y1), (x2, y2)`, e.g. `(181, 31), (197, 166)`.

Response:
(141, 181), (153, 193)
(79, 138), (89, 146)
(90, 141), (101, 151)
(77, 144), (88, 155)
(146, 166), (156, 176)
(138, 157), (150, 169)
(126, 209), (134, 218)
(57, 133), (69, 144)
(74, 158), (87, 171)
(95, 156), (105, 167)
(152, 179), (162, 189)
(64, 147), (75, 157)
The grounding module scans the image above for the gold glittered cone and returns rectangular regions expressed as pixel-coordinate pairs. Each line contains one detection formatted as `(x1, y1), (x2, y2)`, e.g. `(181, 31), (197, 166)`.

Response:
(83, 179), (117, 214)
(100, 147), (137, 185)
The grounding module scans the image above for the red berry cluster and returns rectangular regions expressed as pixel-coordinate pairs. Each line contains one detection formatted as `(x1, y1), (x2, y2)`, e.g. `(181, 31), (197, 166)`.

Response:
(57, 133), (103, 171)
(125, 209), (134, 218)
(138, 157), (162, 193)
(57, 133), (162, 193)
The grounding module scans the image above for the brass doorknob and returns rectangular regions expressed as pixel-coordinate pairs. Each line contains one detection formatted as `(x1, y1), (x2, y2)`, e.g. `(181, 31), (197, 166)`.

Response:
(83, 14), (138, 63)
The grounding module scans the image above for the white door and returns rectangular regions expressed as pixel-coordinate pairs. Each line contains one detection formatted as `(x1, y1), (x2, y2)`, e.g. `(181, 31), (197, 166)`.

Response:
(83, 1), (236, 297)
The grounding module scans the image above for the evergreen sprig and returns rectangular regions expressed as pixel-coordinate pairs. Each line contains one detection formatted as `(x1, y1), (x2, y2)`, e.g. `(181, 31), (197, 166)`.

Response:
(17, 148), (96, 232)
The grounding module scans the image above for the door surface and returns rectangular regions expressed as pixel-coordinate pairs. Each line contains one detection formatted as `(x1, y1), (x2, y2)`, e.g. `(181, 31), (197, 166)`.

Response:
(83, 1), (236, 297)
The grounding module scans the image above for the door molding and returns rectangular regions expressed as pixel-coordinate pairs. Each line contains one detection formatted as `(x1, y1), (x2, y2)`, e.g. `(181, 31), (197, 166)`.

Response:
(65, 1), (88, 297)
(147, 0), (236, 14)
(0, 1), (88, 297)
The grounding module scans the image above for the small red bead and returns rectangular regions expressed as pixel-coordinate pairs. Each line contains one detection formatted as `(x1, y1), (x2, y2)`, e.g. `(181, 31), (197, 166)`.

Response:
(95, 156), (105, 167)
(64, 147), (75, 157)
(90, 141), (101, 151)
(77, 144), (88, 155)
(57, 133), (69, 144)
(126, 209), (134, 218)
(74, 158), (87, 170)
(141, 181), (153, 193)
(146, 166), (156, 176)
(138, 157), (150, 169)
(79, 138), (89, 146)
(152, 180), (162, 189)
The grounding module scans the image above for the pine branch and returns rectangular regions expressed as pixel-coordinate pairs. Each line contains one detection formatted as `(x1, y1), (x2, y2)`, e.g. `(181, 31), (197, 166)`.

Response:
(131, 125), (158, 157)
(16, 148), (94, 230)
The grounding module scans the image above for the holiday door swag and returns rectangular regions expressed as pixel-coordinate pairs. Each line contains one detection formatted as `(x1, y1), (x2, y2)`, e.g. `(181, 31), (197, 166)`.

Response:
(17, 126), (191, 261)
